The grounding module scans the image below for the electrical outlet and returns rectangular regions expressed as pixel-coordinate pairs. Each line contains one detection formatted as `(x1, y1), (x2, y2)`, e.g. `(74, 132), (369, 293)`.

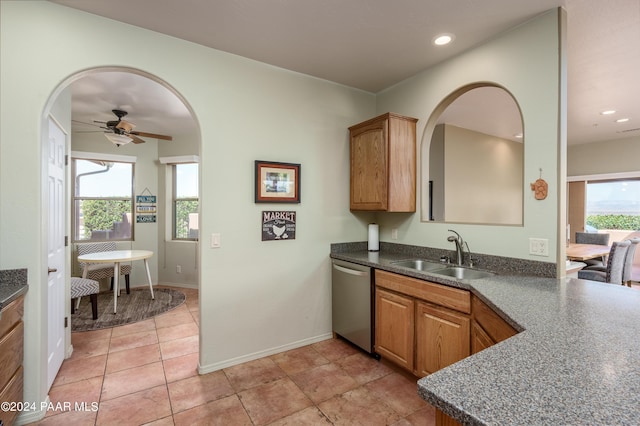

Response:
(529, 238), (549, 256)
(176, 265), (181, 274)
(391, 228), (398, 240)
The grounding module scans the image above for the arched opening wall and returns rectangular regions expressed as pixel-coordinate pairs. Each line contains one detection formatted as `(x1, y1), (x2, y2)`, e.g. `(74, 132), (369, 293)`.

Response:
(1, 2), (374, 419)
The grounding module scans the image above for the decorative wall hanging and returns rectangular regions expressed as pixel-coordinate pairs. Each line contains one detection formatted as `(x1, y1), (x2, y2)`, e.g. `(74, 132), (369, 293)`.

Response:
(530, 168), (548, 200)
(255, 160), (301, 203)
(262, 211), (296, 241)
(136, 188), (157, 222)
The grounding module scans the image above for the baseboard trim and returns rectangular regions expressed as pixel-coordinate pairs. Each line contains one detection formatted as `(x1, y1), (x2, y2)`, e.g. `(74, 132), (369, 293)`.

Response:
(155, 281), (198, 290)
(15, 396), (49, 425)
(197, 332), (333, 374)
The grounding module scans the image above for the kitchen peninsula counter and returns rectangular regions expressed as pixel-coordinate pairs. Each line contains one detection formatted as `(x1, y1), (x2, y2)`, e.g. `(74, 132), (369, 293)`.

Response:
(331, 245), (640, 425)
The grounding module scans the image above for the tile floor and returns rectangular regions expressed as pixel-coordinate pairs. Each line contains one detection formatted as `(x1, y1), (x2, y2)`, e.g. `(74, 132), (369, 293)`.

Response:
(30, 287), (435, 425)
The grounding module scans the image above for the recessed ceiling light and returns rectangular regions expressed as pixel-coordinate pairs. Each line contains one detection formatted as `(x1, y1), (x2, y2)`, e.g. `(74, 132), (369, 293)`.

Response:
(601, 110), (616, 115)
(433, 33), (454, 46)
(616, 118), (630, 123)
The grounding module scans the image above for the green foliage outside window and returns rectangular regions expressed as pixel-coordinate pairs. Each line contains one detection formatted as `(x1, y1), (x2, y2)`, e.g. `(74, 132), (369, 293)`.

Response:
(82, 199), (131, 239)
(175, 200), (199, 239)
(586, 214), (640, 231)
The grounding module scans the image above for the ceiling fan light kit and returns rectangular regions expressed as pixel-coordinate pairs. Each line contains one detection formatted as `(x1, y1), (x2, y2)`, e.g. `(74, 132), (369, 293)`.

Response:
(104, 132), (133, 146)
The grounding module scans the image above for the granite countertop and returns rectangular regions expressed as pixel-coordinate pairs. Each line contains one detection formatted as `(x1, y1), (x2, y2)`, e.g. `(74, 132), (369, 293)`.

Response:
(331, 248), (640, 425)
(0, 269), (29, 314)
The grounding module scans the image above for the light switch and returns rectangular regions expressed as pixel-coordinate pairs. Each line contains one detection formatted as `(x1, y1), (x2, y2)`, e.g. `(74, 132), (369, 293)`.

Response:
(211, 233), (221, 248)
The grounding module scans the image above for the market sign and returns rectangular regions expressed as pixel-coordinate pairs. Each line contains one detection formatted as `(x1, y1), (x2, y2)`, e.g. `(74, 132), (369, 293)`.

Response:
(262, 211), (296, 241)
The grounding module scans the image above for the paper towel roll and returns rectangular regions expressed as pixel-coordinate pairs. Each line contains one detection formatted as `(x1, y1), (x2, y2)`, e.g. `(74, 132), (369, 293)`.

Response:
(368, 223), (379, 252)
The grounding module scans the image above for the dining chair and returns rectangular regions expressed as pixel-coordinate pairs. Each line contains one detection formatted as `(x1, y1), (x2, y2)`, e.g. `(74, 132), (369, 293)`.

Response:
(622, 238), (640, 287)
(70, 277), (99, 320)
(77, 242), (132, 294)
(575, 231), (610, 268)
(578, 240), (630, 285)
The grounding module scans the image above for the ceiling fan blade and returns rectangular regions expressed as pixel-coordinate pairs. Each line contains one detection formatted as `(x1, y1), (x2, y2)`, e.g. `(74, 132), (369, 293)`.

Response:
(130, 135), (146, 144)
(131, 131), (173, 141)
(73, 120), (103, 128)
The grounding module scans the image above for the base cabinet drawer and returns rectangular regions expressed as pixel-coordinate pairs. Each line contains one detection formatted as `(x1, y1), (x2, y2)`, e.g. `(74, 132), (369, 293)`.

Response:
(0, 321), (23, 392)
(0, 366), (23, 426)
(0, 297), (24, 338)
(0, 295), (25, 426)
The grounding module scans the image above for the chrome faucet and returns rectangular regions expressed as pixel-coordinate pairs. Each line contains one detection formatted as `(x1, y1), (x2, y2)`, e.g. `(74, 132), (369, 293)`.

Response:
(447, 230), (465, 266)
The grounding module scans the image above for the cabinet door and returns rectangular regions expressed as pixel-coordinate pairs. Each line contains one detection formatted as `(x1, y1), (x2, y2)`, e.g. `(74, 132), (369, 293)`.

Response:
(471, 321), (494, 354)
(375, 288), (414, 371)
(416, 301), (470, 376)
(350, 118), (388, 210)
(436, 408), (463, 426)
(471, 295), (517, 344)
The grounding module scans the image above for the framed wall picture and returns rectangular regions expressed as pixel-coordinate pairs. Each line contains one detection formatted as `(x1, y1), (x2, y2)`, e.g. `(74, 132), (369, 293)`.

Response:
(255, 160), (301, 203)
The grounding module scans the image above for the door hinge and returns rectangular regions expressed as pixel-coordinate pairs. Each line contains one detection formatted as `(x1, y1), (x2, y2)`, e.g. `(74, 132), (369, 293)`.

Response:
(64, 317), (68, 328)
(65, 236), (68, 247)
(65, 154), (69, 166)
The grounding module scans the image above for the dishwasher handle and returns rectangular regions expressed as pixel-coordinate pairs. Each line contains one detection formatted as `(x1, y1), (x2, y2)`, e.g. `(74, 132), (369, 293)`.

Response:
(333, 263), (369, 277)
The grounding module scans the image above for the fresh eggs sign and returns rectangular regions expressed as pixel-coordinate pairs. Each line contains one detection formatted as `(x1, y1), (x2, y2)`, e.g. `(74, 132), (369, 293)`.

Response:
(262, 211), (296, 241)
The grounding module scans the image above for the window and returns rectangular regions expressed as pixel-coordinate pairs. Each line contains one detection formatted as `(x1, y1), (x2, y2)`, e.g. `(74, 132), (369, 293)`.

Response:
(173, 163), (199, 240)
(72, 156), (134, 242)
(586, 179), (640, 231)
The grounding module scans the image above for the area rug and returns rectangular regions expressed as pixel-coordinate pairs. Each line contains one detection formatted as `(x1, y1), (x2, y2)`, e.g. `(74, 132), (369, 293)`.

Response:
(71, 288), (186, 332)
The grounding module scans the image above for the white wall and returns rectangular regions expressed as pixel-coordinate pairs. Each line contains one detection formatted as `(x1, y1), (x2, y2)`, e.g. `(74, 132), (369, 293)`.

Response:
(0, 1), (374, 418)
(374, 8), (565, 262)
(443, 125), (523, 224)
(568, 135), (640, 176)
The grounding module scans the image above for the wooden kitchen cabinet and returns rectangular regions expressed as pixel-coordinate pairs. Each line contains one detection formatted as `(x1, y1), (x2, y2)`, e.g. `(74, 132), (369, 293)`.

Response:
(0, 295), (25, 426)
(349, 112), (418, 212)
(471, 321), (494, 354)
(375, 288), (415, 371)
(436, 298), (517, 426)
(416, 301), (470, 377)
(373, 272), (519, 426)
(375, 270), (470, 376)
(471, 295), (517, 354)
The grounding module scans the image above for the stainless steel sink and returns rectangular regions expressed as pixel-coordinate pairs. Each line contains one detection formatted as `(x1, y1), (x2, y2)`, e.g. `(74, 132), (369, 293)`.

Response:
(391, 259), (444, 272)
(431, 266), (495, 280)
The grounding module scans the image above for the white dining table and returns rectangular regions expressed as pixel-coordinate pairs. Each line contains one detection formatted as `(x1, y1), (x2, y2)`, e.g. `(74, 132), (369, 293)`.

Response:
(77, 249), (154, 314)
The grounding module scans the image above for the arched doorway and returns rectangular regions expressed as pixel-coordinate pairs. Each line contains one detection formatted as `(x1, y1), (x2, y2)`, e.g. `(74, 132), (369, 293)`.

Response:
(42, 66), (200, 387)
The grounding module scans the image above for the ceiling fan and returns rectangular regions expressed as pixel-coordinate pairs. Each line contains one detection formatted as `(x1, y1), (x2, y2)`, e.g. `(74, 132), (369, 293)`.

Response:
(75, 109), (173, 146)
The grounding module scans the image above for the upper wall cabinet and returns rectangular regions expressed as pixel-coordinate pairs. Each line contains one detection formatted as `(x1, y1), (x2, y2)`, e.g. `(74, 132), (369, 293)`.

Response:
(349, 113), (418, 212)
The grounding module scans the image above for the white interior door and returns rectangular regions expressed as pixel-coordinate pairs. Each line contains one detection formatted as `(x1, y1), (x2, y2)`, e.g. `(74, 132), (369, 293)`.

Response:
(47, 117), (66, 390)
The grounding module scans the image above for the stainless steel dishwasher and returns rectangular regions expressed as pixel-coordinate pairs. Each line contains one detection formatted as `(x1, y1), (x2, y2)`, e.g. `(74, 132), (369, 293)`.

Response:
(331, 259), (374, 354)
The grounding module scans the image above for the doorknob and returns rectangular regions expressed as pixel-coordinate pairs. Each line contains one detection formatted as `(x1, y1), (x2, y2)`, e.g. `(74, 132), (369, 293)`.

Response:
(48, 267), (58, 274)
